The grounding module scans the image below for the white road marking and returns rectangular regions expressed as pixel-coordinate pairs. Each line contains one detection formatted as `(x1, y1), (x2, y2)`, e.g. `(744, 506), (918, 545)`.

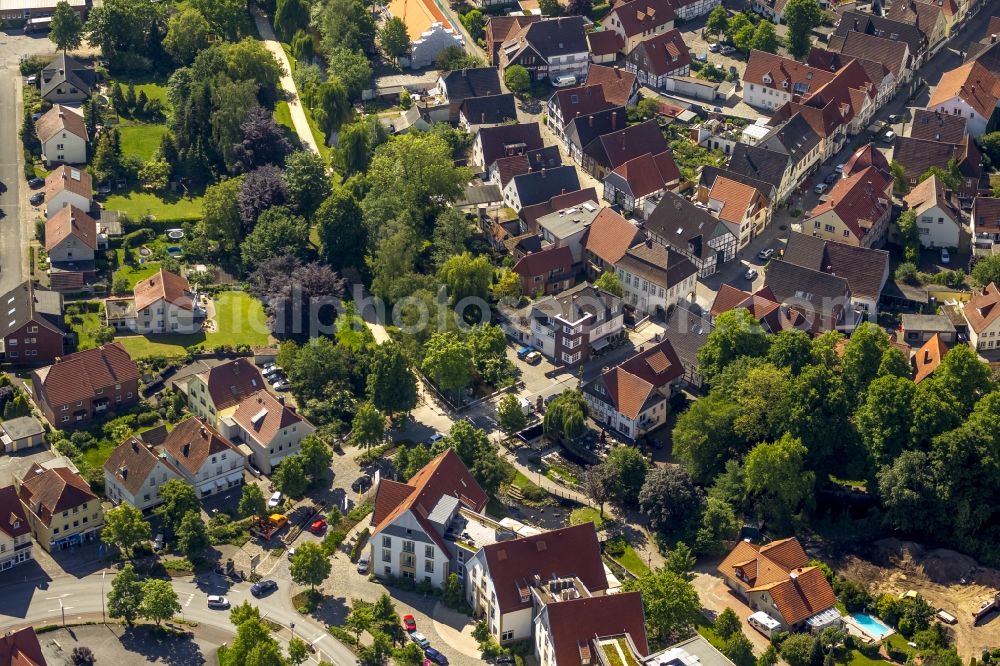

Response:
(184, 593), (194, 607)
(44, 594), (71, 600)
(310, 634), (325, 645)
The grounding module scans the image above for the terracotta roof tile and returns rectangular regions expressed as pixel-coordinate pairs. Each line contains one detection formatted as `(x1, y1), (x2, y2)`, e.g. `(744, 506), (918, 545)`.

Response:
(134, 268), (196, 312)
(909, 109), (967, 144)
(718, 537), (810, 588)
(587, 30), (624, 56)
(963, 282), (1000, 333)
(973, 196), (1000, 234)
(836, 31), (910, 77)
(805, 165), (891, 241)
(542, 591), (649, 666)
(103, 436), (181, 496)
(0, 627), (46, 666)
(35, 104), (87, 144)
(371, 479), (414, 526)
(0, 485), (30, 540)
(743, 50), (835, 98)
(35, 343), (139, 407)
(196, 358), (266, 411)
(843, 143), (889, 176)
(709, 176), (762, 225)
(914, 332), (948, 383)
(513, 245), (575, 281)
(585, 64), (638, 106)
(483, 523), (608, 613)
(602, 0), (675, 38)
(628, 28), (691, 77)
(928, 61), (1000, 119)
(45, 205), (97, 252)
(583, 208), (641, 264)
(232, 390), (310, 447)
(45, 165), (92, 202)
(160, 417), (240, 477)
(18, 464), (97, 527)
(609, 150), (681, 199)
(756, 566), (838, 625)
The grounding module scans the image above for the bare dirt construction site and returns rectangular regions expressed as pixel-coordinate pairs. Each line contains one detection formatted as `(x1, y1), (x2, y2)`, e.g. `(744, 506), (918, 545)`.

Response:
(832, 538), (1000, 658)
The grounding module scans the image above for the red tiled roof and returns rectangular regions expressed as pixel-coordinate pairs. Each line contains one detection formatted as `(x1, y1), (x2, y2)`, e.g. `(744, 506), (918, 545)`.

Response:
(583, 208), (641, 265)
(197, 358), (266, 411)
(371, 449), (487, 560)
(585, 64), (637, 107)
(0, 627), (46, 666)
(609, 150), (681, 199)
(18, 464), (97, 527)
(160, 417), (241, 477)
(628, 28), (691, 77)
(843, 143), (889, 176)
(232, 390), (310, 447)
(587, 30), (624, 56)
(35, 343), (139, 407)
(134, 268), (195, 312)
(371, 479), (414, 526)
(928, 61), (1000, 119)
(35, 104), (87, 144)
(597, 339), (683, 419)
(542, 591), (649, 666)
(0, 485), (30, 540)
(104, 436), (182, 496)
(718, 536), (809, 587)
(513, 245), (575, 280)
(914, 332), (947, 383)
(709, 176), (763, 224)
(836, 31), (910, 77)
(973, 196), (1000, 234)
(45, 165), (91, 202)
(603, 0), (675, 38)
(483, 523), (608, 613)
(805, 165), (891, 241)
(743, 50), (835, 97)
(754, 566), (838, 625)
(963, 282), (1000, 334)
(551, 85), (614, 125)
(45, 205), (97, 252)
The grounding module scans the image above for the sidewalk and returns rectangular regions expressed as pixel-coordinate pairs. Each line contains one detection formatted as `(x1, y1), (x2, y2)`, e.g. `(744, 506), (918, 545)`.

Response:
(252, 10), (320, 155)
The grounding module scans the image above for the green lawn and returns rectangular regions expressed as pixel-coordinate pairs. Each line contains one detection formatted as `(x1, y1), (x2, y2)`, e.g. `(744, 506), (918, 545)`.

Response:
(614, 543), (650, 577)
(118, 121), (168, 162)
(570, 507), (610, 530)
(104, 191), (203, 222)
(112, 79), (168, 105)
(69, 308), (107, 350)
(81, 439), (120, 471)
(116, 291), (271, 359)
(274, 100), (294, 132)
(117, 261), (162, 289)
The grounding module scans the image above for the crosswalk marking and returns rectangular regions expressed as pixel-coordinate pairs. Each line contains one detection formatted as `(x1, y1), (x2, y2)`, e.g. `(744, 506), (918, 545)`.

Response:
(184, 593), (194, 607)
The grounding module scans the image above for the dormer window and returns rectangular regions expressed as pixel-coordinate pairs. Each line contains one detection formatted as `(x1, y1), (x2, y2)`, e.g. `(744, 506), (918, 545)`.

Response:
(762, 74), (772, 84)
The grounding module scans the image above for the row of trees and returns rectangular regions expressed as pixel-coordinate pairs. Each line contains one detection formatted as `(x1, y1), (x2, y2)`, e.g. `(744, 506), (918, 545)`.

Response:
(102, 481), (210, 560)
(704, 0), (822, 60)
(667, 313), (1000, 565)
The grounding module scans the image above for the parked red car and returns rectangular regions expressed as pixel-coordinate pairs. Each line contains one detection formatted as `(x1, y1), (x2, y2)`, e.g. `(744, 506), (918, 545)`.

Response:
(402, 614), (417, 632)
(309, 519), (327, 534)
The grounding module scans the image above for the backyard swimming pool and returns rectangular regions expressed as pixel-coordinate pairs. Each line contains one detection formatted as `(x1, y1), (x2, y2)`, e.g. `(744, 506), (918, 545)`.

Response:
(849, 612), (894, 641)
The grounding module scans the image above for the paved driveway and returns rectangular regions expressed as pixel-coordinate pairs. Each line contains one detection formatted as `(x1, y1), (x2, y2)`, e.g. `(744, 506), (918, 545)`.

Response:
(692, 569), (771, 653)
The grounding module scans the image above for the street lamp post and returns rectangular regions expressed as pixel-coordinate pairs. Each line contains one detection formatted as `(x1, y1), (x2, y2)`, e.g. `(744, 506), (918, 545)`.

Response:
(101, 569), (106, 623)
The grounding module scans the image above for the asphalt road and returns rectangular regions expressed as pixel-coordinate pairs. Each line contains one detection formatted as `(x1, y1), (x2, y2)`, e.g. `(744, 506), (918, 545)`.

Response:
(0, 31), (57, 294)
(0, 566), (357, 665)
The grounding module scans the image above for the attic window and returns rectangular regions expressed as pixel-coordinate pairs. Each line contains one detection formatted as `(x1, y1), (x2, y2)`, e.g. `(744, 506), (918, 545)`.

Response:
(536, 541), (547, 551)
(762, 74), (772, 84)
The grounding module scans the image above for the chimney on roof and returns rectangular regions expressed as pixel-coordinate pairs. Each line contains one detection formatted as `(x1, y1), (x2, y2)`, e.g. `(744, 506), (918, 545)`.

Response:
(589, 115), (593, 127)
(200, 426), (207, 438)
(612, 110), (618, 130)
(121, 466), (128, 480)
(992, 34), (997, 44)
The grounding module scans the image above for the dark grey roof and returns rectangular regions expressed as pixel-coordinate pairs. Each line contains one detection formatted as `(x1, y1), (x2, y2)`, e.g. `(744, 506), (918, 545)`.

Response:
(900, 313), (956, 333)
(509, 166), (582, 208)
(441, 68), (502, 101)
(0, 416), (44, 441)
(0, 281), (64, 338)
(457, 183), (503, 206)
(763, 259), (851, 312)
(760, 114), (821, 165)
(582, 120), (668, 172)
(565, 106), (628, 153)
(461, 93), (518, 125)
(644, 192), (734, 260)
(526, 146), (562, 171)
(40, 53), (95, 99)
(518, 17), (588, 59)
(835, 11), (927, 59)
(617, 241), (697, 288)
(661, 302), (712, 375)
(478, 123), (544, 168)
(968, 37), (1000, 75)
(782, 232), (889, 302)
(531, 282), (622, 323)
(726, 144), (790, 190)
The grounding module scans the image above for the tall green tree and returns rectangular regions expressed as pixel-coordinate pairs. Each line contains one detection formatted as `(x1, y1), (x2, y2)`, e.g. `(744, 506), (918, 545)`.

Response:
(241, 206), (310, 267)
(595, 271), (624, 297)
(176, 510), (211, 558)
(315, 187), (366, 271)
(299, 435), (334, 478)
(49, 0), (83, 53)
(504, 65), (530, 95)
(438, 252), (492, 303)
(190, 0), (248, 40)
(164, 6), (211, 65)
(706, 6), (729, 37)
(102, 502), (151, 560)
(743, 434), (814, 530)
(431, 208), (472, 267)
(289, 541), (332, 591)
(421, 331), (471, 395)
(274, 0), (310, 40)
(238, 483), (268, 521)
(318, 0), (376, 54)
(695, 497), (740, 555)
(543, 390), (588, 443)
(697, 309), (770, 384)
(856, 375), (915, 468)
(367, 342), (418, 418)
(140, 579), (181, 625)
(284, 150), (331, 219)
(971, 254), (1000, 288)
(155, 479), (200, 538)
(605, 445), (648, 506)
(350, 402), (385, 449)
(107, 564), (144, 625)
(379, 17), (410, 60)
(273, 455), (310, 497)
(841, 322), (889, 402)
(640, 465), (704, 539)
(496, 393), (528, 438)
(783, 0), (823, 59)
(672, 393), (741, 484)
(85, 0), (164, 57)
(750, 20), (780, 53)
(624, 568), (702, 644)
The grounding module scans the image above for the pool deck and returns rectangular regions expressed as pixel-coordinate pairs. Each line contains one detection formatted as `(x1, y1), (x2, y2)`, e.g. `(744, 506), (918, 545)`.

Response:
(844, 614), (895, 643)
